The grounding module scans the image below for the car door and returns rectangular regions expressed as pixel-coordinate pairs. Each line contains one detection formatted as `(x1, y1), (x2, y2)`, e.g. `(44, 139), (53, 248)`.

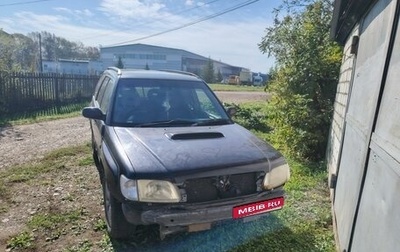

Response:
(92, 76), (115, 154)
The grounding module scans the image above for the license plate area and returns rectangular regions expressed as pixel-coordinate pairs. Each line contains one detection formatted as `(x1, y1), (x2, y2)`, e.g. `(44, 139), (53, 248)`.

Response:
(232, 197), (284, 219)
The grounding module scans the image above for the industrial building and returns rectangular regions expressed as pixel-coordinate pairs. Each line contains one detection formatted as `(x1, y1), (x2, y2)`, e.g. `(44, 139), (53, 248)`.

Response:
(41, 43), (256, 82)
(42, 59), (103, 75)
(100, 43), (242, 78)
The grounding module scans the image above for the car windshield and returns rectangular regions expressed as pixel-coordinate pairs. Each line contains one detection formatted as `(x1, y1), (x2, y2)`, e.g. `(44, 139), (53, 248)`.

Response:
(111, 78), (231, 127)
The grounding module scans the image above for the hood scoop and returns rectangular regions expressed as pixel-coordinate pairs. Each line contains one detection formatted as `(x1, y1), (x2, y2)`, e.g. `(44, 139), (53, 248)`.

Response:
(166, 132), (224, 140)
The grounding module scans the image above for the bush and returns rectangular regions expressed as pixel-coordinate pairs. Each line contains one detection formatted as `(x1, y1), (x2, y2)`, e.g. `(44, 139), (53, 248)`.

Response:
(266, 93), (331, 161)
(227, 103), (270, 133)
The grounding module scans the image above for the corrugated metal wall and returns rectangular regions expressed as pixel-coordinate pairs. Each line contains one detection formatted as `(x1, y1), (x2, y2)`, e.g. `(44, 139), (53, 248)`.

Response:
(327, 0), (400, 251)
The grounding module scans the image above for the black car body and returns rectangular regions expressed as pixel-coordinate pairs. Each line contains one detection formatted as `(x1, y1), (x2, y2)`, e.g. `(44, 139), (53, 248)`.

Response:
(82, 67), (290, 239)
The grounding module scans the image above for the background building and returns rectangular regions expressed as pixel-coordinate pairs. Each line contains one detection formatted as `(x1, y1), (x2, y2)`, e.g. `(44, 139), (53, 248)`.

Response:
(41, 43), (267, 85)
(100, 43), (242, 79)
(42, 59), (103, 75)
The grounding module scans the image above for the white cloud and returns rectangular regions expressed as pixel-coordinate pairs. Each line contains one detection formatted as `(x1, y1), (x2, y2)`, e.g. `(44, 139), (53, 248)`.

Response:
(54, 7), (94, 18)
(185, 0), (194, 6)
(98, 0), (166, 20)
(12, 11), (68, 29)
(196, 2), (208, 8)
(77, 9), (94, 17)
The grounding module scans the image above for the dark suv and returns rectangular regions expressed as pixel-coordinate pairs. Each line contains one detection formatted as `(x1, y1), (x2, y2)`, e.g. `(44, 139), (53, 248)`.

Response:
(82, 67), (290, 240)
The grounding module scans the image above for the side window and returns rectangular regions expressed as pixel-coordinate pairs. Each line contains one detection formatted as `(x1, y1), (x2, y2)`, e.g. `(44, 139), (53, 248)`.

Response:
(96, 77), (111, 105)
(99, 78), (115, 113)
(93, 75), (106, 99)
(196, 88), (218, 116)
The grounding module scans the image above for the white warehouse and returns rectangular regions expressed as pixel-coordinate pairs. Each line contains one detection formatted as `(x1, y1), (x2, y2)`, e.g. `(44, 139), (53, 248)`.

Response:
(100, 43), (242, 78)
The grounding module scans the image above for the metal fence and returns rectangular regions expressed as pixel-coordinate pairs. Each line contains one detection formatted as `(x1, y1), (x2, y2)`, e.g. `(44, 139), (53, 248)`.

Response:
(0, 71), (99, 118)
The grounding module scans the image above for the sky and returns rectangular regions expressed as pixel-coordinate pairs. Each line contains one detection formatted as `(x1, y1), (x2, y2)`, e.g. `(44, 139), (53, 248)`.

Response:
(0, 0), (281, 73)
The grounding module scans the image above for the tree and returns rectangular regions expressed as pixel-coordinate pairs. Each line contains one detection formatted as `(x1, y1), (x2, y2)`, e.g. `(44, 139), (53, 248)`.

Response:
(259, 0), (342, 161)
(116, 56), (124, 69)
(202, 58), (215, 83)
(0, 30), (100, 72)
(84, 46), (100, 60)
(13, 33), (38, 71)
(40, 31), (57, 60)
(0, 30), (38, 72)
(216, 69), (223, 82)
(0, 30), (15, 71)
(29, 31), (100, 61)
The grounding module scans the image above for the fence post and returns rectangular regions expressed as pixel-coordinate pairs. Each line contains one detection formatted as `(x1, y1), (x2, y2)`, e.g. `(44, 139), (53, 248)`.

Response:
(55, 74), (60, 113)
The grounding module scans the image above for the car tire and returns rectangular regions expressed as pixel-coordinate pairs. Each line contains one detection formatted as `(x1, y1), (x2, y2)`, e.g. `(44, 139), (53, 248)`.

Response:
(102, 180), (136, 240)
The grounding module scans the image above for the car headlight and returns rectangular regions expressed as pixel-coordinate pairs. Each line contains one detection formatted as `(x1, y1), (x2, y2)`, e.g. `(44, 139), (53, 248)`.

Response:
(137, 180), (180, 203)
(120, 175), (180, 203)
(263, 161), (290, 190)
(120, 175), (139, 201)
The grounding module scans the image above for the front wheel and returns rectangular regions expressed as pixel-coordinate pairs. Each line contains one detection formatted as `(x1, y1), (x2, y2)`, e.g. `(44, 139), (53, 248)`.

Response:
(102, 181), (136, 240)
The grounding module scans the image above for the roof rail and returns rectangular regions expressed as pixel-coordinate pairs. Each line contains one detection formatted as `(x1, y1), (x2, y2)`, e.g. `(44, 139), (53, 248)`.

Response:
(107, 67), (122, 75)
(158, 69), (199, 78)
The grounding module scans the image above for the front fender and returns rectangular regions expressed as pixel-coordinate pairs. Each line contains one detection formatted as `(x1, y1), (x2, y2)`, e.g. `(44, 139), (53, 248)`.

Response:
(101, 141), (124, 202)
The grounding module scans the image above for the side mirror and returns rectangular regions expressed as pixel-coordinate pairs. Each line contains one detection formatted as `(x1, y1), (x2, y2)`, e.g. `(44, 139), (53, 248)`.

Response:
(82, 107), (105, 121)
(226, 106), (237, 117)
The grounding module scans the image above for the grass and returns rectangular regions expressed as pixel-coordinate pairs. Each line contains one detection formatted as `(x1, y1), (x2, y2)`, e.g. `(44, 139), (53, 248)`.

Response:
(0, 102), (89, 126)
(208, 83), (265, 92)
(0, 144), (91, 184)
(227, 102), (335, 251)
(6, 232), (35, 250)
(229, 159), (334, 252)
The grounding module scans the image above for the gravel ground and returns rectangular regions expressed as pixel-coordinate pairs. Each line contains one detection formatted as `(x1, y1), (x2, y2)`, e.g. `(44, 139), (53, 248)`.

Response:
(0, 116), (91, 169)
(0, 91), (269, 170)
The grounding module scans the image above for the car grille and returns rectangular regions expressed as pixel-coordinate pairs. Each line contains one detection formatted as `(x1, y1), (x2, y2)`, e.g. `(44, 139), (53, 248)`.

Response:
(182, 172), (258, 203)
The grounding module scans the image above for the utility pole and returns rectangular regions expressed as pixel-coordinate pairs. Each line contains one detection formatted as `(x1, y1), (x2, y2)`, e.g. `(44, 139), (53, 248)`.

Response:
(39, 33), (43, 73)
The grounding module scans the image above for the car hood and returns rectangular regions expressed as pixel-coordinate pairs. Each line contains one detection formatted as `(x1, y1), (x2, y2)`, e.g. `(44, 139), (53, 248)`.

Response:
(113, 124), (282, 178)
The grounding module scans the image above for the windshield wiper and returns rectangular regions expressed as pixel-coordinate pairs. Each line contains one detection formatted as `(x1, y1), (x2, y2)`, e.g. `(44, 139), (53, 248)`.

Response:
(193, 118), (231, 126)
(136, 119), (197, 127)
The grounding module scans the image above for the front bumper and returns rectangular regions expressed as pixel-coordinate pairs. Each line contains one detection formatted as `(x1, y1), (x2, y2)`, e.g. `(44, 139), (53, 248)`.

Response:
(122, 188), (284, 228)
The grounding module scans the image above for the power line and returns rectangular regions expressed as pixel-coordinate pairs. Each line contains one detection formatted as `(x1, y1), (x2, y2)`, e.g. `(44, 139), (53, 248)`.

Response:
(0, 0), (54, 7)
(105, 0), (260, 47)
(80, 0), (223, 41)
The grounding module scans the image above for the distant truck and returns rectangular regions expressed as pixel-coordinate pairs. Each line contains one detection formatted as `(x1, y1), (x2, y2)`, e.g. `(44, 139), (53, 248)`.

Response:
(226, 71), (267, 86)
(239, 69), (252, 85)
(227, 75), (240, 85)
(253, 74), (264, 86)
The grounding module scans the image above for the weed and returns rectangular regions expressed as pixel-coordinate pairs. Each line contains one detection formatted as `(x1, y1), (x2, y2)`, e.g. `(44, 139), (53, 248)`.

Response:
(93, 218), (107, 232)
(28, 209), (83, 231)
(78, 155), (94, 166)
(64, 239), (93, 252)
(6, 231), (35, 250)
(0, 181), (10, 200)
(99, 234), (113, 251)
